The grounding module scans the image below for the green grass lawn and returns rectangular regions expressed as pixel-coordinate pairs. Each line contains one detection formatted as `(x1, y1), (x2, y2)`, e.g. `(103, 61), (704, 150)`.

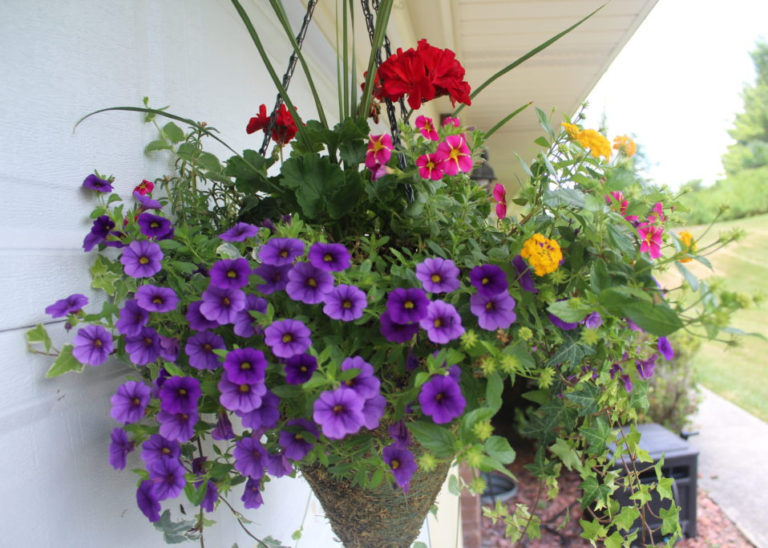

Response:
(674, 213), (768, 421)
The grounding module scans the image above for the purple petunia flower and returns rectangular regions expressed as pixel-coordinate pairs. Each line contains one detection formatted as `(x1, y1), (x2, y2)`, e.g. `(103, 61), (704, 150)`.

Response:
(361, 394), (386, 430)
(284, 353), (318, 384)
(219, 222), (259, 242)
(583, 312), (603, 329)
(621, 374), (633, 392)
(379, 311), (420, 343)
(549, 313), (579, 331)
(253, 263), (291, 294)
(418, 374), (466, 424)
(233, 294), (268, 337)
(148, 457), (186, 501)
(124, 326), (162, 365)
(211, 412), (235, 441)
(72, 324), (113, 366)
(110, 380), (151, 424)
(626, 319), (644, 332)
(241, 478), (264, 509)
(137, 213), (173, 239)
(218, 377), (267, 413)
(266, 452), (293, 478)
(470, 292), (517, 331)
(512, 255), (538, 294)
(141, 434), (181, 466)
(158, 335), (179, 362)
(259, 237), (305, 266)
(264, 319), (312, 359)
(209, 258), (252, 289)
(383, 443), (418, 493)
(82, 173), (112, 192)
(279, 418), (319, 461)
(134, 191), (161, 210)
(185, 301), (220, 331)
(312, 387), (365, 440)
(308, 242), (351, 272)
(116, 299), (149, 336)
(159, 376), (201, 414)
(636, 354), (658, 380)
(83, 215), (116, 252)
(323, 284), (367, 321)
(416, 258), (461, 293)
(238, 390), (280, 430)
(469, 264), (508, 297)
(389, 421), (411, 447)
(45, 294), (88, 318)
(286, 262), (334, 304)
(340, 356), (381, 400)
(137, 480), (161, 522)
(199, 285), (246, 325)
(157, 409), (198, 443)
(386, 288), (430, 324)
(234, 437), (267, 480)
(223, 347), (267, 385)
(120, 240), (163, 278)
(657, 337), (674, 361)
(109, 427), (134, 470)
(419, 300), (465, 344)
(185, 330), (225, 370)
(135, 284), (179, 313)
(200, 481), (218, 512)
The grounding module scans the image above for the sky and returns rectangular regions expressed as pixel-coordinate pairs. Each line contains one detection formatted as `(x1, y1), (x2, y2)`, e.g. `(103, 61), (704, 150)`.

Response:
(583, 0), (768, 189)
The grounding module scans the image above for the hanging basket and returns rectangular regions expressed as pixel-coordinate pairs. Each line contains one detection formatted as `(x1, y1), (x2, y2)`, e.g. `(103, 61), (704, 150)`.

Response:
(300, 459), (451, 548)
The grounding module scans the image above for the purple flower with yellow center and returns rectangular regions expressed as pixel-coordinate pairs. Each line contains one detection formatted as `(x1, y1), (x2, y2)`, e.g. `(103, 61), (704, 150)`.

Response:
(340, 356), (380, 400)
(234, 437), (267, 480)
(636, 354), (658, 380)
(279, 418), (319, 460)
(82, 173), (112, 192)
(209, 258), (251, 289)
(436, 133), (473, 175)
(241, 478), (264, 509)
(136, 480), (161, 522)
(264, 319), (312, 359)
(418, 374), (466, 424)
(137, 213), (173, 239)
(159, 376), (201, 414)
(284, 353), (318, 384)
(135, 284), (179, 313)
(362, 394), (386, 430)
(258, 237), (305, 266)
(109, 428), (134, 470)
(224, 347), (267, 385)
(141, 434), (181, 466)
(383, 443), (418, 493)
(308, 242), (351, 272)
(583, 312), (603, 329)
(313, 387), (365, 440)
(469, 264), (508, 297)
(657, 336), (674, 361)
(419, 300), (465, 344)
(134, 191), (161, 210)
(416, 258), (460, 293)
(219, 222), (259, 242)
(110, 380), (151, 424)
(116, 299), (149, 336)
(512, 255), (538, 294)
(120, 240), (163, 278)
(185, 330), (225, 370)
(148, 457), (186, 501)
(286, 262), (333, 304)
(200, 285), (245, 325)
(72, 324), (113, 366)
(323, 284), (367, 321)
(470, 292), (517, 331)
(83, 215), (115, 251)
(267, 452), (293, 478)
(124, 326), (161, 365)
(157, 409), (198, 442)
(379, 311), (419, 343)
(237, 390), (280, 429)
(218, 376), (267, 413)
(233, 294), (267, 337)
(386, 288), (429, 325)
(254, 263), (291, 294)
(185, 301), (219, 331)
(211, 412), (235, 441)
(45, 294), (88, 318)
(158, 335), (179, 362)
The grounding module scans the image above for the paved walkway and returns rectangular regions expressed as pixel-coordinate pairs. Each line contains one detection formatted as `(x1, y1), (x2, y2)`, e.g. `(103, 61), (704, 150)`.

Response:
(689, 387), (768, 548)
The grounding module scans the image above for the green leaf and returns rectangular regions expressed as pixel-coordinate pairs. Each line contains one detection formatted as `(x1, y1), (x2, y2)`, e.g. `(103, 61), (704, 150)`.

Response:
(547, 299), (590, 323)
(603, 531), (625, 548)
(675, 261), (699, 291)
(589, 259), (609, 294)
(45, 345), (85, 378)
(144, 139), (172, 153)
(580, 417), (612, 455)
(162, 122), (185, 143)
(448, 474), (460, 496)
(660, 504), (681, 536)
(623, 300), (683, 337)
(598, 286), (651, 315)
(153, 510), (197, 544)
(407, 421), (456, 458)
(613, 505), (639, 532)
(607, 222), (636, 257)
(197, 151), (222, 172)
(545, 339), (595, 368)
(534, 136), (549, 148)
(26, 324), (53, 353)
(485, 435), (517, 464)
(579, 475), (611, 508)
(544, 188), (586, 209)
(578, 517), (607, 542)
(549, 438), (580, 471)
(90, 255), (122, 295)
(485, 373), (503, 411)
(280, 154), (360, 220)
(565, 383), (601, 417)
(535, 107), (555, 139)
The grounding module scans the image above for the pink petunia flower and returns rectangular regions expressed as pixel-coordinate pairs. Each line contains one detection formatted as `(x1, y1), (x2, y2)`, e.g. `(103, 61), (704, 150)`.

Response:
(417, 153), (444, 180)
(638, 223), (664, 259)
(442, 116), (460, 128)
(605, 191), (628, 214)
(436, 134), (472, 176)
(415, 115), (439, 141)
(493, 183), (507, 219)
(648, 202), (666, 224)
(365, 134), (393, 170)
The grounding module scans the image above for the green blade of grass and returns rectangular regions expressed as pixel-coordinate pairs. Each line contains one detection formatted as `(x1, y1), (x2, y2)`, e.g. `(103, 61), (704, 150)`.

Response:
(484, 101), (533, 139)
(358, 0), (394, 120)
(342, 0), (349, 119)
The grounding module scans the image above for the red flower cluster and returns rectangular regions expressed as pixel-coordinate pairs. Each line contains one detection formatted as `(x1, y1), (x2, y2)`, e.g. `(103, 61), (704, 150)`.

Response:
(373, 39), (471, 110)
(246, 103), (298, 145)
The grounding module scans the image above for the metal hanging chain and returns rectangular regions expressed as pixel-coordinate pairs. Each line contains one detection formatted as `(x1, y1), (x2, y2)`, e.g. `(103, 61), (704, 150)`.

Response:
(371, 0), (409, 125)
(259, 0), (319, 156)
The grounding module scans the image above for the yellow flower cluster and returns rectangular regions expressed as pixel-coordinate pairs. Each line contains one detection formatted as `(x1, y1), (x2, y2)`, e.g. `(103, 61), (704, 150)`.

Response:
(679, 230), (697, 263)
(613, 135), (636, 157)
(576, 129), (612, 159)
(521, 233), (562, 276)
(561, 122), (581, 139)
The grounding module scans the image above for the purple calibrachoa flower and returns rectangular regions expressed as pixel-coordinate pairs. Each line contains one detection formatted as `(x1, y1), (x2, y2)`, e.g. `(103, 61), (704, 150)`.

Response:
(219, 222), (260, 242)
(267, 452), (293, 478)
(141, 434), (181, 466)
(45, 294), (88, 318)
(284, 353), (318, 384)
(323, 284), (367, 321)
(238, 390), (280, 429)
(657, 337), (674, 361)
(200, 285), (246, 325)
(286, 262), (334, 304)
(512, 255), (538, 294)
(185, 301), (219, 331)
(234, 437), (267, 480)
(279, 418), (319, 460)
(258, 237), (305, 266)
(120, 240), (163, 278)
(389, 421), (411, 447)
(233, 295), (268, 337)
(185, 330), (225, 370)
(134, 191), (162, 210)
(158, 336), (179, 362)
(124, 326), (162, 365)
(636, 354), (658, 380)
(379, 311), (419, 343)
(308, 242), (351, 272)
(116, 299), (149, 336)
(383, 443), (418, 493)
(416, 258), (461, 293)
(211, 412), (235, 441)
(159, 376), (201, 414)
(109, 428), (134, 470)
(313, 387), (365, 440)
(82, 173), (113, 192)
(340, 356), (381, 400)
(386, 288), (430, 324)
(420, 300), (465, 344)
(200, 481), (218, 512)
(549, 313), (579, 331)
(583, 312), (603, 330)
(209, 258), (252, 289)
(469, 264), (508, 297)
(470, 292), (517, 331)
(157, 409), (198, 443)
(218, 377), (267, 413)
(137, 480), (161, 522)
(264, 319), (312, 359)
(254, 263), (291, 294)
(72, 325), (113, 366)
(137, 213), (173, 239)
(418, 374), (466, 424)
(361, 394), (386, 430)
(83, 215), (116, 252)
(224, 347), (267, 385)
(148, 457), (186, 501)
(110, 380), (151, 424)
(135, 284), (179, 313)
(241, 478), (264, 509)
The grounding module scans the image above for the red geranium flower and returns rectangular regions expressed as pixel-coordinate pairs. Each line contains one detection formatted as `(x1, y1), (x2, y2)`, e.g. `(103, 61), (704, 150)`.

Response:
(246, 104), (299, 146)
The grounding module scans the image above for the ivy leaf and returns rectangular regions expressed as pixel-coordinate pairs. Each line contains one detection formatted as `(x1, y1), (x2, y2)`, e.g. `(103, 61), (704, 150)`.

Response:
(565, 383), (600, 416)
(580, 417), (612, 455)
(660, 504), (682, 536)
(614, 505), (640, 532)
(90, 255), (122, 295)
(549, 438), (581, 471)
(152, 511), (197, 544)
(578, 517), (607, 542)
(26, 324), (53, 353)
(45, 345), (84, 378)
(545, 339), (595, 368)
(603, 531), (625, 548)
(579, 475), (611, 508)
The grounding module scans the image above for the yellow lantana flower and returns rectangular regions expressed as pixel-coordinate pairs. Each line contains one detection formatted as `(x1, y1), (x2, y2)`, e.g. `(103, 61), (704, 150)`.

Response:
(521, 233), (563, 276)
(679, 230), (697, 263)
(576, 129), (612, 159)
(561, 122), (581, 139)
(613, 135), (637, 157)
